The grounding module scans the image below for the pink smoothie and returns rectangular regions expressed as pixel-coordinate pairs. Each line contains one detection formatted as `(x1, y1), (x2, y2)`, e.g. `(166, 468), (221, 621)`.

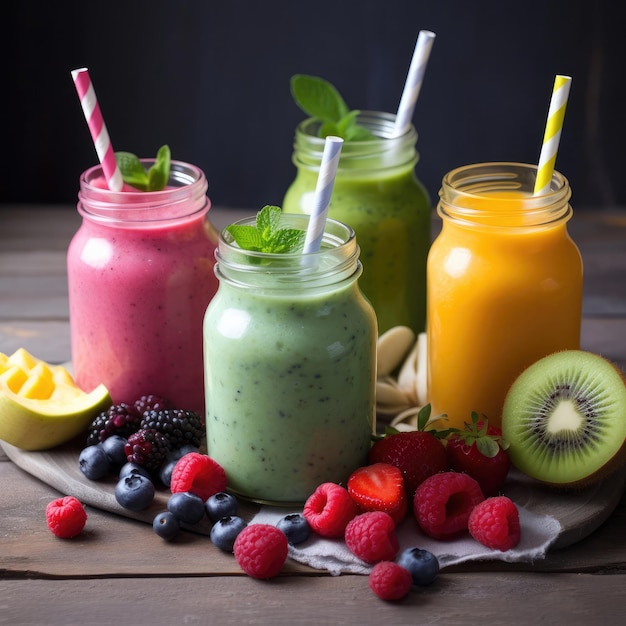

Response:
(67, 163), (218, 415)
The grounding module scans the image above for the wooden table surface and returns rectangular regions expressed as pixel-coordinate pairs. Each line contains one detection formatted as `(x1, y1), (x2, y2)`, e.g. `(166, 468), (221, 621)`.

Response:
(1, 205), (626, 625)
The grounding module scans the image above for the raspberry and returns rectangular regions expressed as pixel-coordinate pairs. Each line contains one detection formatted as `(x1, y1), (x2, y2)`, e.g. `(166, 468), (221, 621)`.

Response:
(344, 511), (399, 564)
(468, 496), (521, 551)
(302, 482), (358, 538)
(140, 409), (204, 449)
(368, 561), (413, 601)
(169, 452), (227, 502)
(45, 496), (87, 539)
(413, 471), (484, 540)
(133, 394), (174, 415)
(124, 428), (172, 473)
(233, 524), (289, 579)
(86, 403), (142, 446)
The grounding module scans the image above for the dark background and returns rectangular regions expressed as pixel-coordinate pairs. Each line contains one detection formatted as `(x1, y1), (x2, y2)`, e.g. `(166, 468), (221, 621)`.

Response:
(2, 0), (624, 211)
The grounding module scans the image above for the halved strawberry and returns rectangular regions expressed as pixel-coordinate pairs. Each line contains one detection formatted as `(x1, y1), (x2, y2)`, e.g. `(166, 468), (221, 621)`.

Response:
(347, 463), (407, 525)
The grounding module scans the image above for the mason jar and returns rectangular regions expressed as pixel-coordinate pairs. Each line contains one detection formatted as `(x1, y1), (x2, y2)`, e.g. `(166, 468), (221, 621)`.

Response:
(427, 162), (583, 429)
(283, 111), (431, 335)
(67, 160), (218, 415)
(204, 214), (377, 504)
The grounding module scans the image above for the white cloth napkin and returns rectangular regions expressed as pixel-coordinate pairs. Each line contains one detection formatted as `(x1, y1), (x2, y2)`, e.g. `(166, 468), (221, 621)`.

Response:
(251, 504), (562, 576)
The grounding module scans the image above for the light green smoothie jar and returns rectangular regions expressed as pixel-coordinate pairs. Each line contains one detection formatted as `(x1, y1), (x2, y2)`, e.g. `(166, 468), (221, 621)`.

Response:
(283, 111), (431, 334)
(203, 214), (377, 505)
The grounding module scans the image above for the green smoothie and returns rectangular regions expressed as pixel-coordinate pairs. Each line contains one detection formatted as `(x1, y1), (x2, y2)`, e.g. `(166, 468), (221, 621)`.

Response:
(283, 112), (431, 334)
(203, 216), (377, 505)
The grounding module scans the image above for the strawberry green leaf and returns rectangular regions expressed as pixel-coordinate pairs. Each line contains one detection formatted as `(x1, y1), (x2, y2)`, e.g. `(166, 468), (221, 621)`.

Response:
(475, 437), (500, 458)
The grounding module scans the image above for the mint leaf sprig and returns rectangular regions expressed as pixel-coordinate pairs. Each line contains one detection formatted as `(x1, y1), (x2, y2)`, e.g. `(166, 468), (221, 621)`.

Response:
(226, 205), (306, 254)
(290, 74), (376, 141)
(115, 144), (171, 191)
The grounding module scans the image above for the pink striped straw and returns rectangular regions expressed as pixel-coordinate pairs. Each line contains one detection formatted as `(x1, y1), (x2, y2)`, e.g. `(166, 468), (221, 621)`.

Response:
(71, 67), (123, 191)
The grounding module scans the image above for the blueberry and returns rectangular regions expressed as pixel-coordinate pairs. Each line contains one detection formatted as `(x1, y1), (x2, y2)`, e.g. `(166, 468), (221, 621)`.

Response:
(153, 511), (180, 541)
(205, 492), (238, 523)
(167, 491), (205, 524)
(114, 474), (155, 511)
(168, 444), (199, 461)
(276, 513), (311, 545)
(210, 515), (247, 552)
(78, 444), (111, 480)
(159, 458), (177, 488)
(397, 547), (440, 586)
(100, 435), (128, 467)
(119, 461), (152, 481)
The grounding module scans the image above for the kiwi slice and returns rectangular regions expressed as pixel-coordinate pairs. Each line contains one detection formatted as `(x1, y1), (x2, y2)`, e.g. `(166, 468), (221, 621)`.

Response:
(501, 350), (626, 487)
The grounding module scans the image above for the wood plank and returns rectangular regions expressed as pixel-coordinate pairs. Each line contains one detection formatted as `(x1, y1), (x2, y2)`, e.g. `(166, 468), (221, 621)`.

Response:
(1, 573), (625, 626)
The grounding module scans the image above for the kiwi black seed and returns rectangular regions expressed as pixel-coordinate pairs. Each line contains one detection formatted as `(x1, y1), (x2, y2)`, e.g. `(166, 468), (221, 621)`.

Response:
(501, 350), (626, 487)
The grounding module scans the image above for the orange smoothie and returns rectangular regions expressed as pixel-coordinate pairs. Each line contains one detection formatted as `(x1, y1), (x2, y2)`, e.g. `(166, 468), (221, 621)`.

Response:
(426, 164), (583, 429)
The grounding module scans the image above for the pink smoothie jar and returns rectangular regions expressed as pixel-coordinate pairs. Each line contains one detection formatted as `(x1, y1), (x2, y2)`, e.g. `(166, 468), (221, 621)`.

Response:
(67, 159), (218, 415)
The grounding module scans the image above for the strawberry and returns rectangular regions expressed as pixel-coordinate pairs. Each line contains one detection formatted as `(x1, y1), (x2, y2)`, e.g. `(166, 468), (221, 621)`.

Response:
(368, 433), (447, 500)
(368, 404), (449, 498)
(445, 412), (511, 496)
(347, 463), (407, 525)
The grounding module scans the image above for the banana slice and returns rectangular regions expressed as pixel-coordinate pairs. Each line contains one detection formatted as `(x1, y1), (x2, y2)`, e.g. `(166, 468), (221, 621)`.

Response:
(390, 406), (421, 431)
(375, 326), (430, 426)
(375, 379), (412, 415)
(415, 332), (429, 406)
(377, 326), (416, 377)
(397, 341), (418, 404)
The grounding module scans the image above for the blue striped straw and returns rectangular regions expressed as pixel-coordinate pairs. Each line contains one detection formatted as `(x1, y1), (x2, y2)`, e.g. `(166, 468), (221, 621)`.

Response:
(303, 136), (344, 254)
(392, 30), (436, 138)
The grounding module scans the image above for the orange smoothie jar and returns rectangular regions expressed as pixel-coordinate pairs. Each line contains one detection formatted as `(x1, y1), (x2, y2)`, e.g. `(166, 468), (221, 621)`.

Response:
(426, 162), (583, 429)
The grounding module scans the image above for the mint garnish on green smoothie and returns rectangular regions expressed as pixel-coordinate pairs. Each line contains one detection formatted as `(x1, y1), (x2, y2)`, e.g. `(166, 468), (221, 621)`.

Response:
(226, 205), (305, 254)
(290, 74), (376, 141)
(115, 144), (171, 191)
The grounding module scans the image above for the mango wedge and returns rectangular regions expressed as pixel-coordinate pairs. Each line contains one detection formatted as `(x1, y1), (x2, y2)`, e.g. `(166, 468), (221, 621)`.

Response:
(0, 348), (111, 450)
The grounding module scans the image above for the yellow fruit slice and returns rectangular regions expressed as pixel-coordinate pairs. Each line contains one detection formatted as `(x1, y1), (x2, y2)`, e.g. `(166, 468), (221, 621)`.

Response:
(0, 348), (111, 451)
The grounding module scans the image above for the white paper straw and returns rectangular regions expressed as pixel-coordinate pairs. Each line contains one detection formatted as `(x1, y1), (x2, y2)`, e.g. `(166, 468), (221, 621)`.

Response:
(303, 136), (344, 254)
(392, 30), (436, 138)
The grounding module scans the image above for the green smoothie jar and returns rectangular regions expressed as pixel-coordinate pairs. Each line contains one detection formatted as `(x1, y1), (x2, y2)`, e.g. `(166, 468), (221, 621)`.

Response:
(283, 111), (431, 334)
(203, 214), (377, 505)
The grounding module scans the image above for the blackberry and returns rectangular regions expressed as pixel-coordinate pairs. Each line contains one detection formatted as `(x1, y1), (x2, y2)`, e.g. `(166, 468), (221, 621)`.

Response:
(140, 409), (204, 449)
(133, 394), (174, 416)
(124, 428), (172, 473)
(86, 403), (142, 446)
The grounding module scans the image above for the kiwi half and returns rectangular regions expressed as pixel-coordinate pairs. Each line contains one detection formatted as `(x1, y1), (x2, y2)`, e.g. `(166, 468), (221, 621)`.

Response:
(501, 350), (626, 487)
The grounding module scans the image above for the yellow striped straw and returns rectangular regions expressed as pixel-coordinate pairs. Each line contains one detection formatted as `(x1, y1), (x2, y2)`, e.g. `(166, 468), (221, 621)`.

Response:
(534, 74), (572, 195)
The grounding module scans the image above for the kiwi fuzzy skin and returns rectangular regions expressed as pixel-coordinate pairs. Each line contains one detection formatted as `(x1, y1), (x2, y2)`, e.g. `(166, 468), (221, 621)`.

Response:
(501, 350), (626, 489)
